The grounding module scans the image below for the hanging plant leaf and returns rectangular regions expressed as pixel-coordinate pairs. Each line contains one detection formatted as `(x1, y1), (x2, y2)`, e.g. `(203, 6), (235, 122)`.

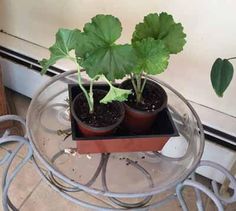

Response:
(132, 12), (186, 54)
(211, 58), (234, 97)
(40, 28), (81, 74)
(76, 15), (137, 81)
(133, 38), (170, 75)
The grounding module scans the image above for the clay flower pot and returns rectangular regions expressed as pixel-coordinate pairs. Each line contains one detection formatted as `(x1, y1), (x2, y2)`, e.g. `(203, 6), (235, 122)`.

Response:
(120, 79), (167, 134)
(71, 89), (125, 137)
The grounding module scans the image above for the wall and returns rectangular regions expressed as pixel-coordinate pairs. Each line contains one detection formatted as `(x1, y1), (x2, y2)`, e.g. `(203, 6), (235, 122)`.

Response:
(0, 0), (236, 117)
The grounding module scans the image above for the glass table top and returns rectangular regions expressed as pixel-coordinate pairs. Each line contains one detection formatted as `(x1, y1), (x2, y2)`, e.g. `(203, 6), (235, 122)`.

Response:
(26, 70), (204, 198)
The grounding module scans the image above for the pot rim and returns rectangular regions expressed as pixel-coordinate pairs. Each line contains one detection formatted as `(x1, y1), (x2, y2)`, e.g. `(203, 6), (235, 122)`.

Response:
(71, 89), (125, 131)
(120, 79), (167, 115)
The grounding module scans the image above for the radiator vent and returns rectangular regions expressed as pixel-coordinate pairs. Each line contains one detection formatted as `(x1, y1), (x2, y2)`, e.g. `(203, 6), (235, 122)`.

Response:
(0, 45), (64, 77)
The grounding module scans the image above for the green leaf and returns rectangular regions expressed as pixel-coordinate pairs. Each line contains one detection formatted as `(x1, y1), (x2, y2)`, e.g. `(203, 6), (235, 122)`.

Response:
(40, 28), (81, 74)
(133, 38), (170, 75)
(81, 44), (137, 80)
(100, 86), (131, 104)
(132, 12), (186, 54)
(211, 58), (234, 97)
(75, 15), (137, 80)
(84, 14), (121, 45)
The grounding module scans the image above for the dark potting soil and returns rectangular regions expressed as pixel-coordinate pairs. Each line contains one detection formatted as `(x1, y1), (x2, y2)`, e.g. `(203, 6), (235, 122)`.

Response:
(123, 80), (165, 112)
(75, 91), (122, 127)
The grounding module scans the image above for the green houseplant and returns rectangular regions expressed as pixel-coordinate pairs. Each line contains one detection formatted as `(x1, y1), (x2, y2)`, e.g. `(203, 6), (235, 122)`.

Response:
(120, 12), (186, 133)
(40, 12), (185, 153)
(40, 15), (137, 137)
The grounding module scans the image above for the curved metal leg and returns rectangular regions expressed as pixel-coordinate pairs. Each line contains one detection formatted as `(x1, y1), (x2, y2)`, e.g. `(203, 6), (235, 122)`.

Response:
(199, 160), (236, 204)
(176, 179), (224, 211)
(176, 160), (236, 211)
(0, 115), (33, 211)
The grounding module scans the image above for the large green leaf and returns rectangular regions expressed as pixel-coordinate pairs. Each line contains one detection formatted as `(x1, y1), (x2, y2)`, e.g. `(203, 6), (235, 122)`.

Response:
(211, 58), (234, 97)
(84, 14), (121, 45)
(40, 28), (81, 74)
(132, 12), (186, 54)
(81, 44), (136, 79)
(133, 38), (170, 75)
(100, 86), (131, 104)
(76, 15), (137, 80)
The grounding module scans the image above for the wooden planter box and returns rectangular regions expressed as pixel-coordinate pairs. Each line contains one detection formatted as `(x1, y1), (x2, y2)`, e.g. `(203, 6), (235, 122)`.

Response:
(69, 84), (179, 154)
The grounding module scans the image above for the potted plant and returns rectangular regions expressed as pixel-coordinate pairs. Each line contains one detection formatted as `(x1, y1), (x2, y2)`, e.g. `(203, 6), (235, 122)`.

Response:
(40, 15), (136, 137)
(120, 12), (186, 133)
(40, 13), (185, 154)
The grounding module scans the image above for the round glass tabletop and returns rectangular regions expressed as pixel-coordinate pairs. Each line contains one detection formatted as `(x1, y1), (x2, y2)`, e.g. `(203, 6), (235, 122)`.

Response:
(26, 70), (204, 198)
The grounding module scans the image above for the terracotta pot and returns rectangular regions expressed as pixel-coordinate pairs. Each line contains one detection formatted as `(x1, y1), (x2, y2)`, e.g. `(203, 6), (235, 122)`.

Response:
(71, 89), (125, 137)
(120, 79), (167, 134)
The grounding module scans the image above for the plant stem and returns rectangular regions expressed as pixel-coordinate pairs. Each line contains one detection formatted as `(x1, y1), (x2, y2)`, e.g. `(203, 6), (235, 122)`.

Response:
(89, 80), (94, 114)
(130, 74), (138, 94)
(140, 75), (147, 93)
(135, 73), (143, 103)
(227, 57), (236, 61)
(101, 75), (113, 87)
(136, 74), (141, 92)
(88, 75), (101, 113)
(73, 59), (94, 113)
